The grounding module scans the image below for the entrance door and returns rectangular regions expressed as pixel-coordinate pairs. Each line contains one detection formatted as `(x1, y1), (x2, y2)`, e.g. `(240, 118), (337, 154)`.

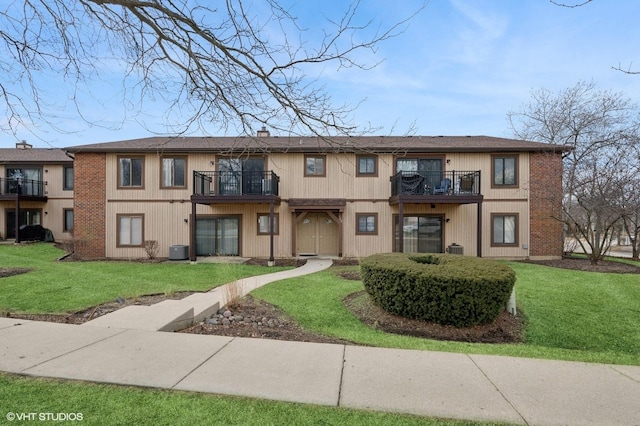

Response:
(296, 213), (338, 256)
(195, 217), (240, 256)
(396, 215), (443, 253)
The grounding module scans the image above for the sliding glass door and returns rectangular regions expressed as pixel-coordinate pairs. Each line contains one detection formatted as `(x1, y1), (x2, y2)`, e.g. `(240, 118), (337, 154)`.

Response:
(395, 215), (443, 253)
(195, 217), (240, 256)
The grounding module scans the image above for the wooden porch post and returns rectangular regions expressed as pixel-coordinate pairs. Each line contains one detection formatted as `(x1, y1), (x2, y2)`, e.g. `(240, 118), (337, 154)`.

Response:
(189, 200), (197, 261)
(14, 195), (20, 243)
(398, 201), (404, 253)
(268, 200), (275, 264)
(477, 201), (483, 257)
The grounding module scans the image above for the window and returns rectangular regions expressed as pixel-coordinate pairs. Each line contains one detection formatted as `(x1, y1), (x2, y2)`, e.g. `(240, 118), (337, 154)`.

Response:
(492, 155), (518, 187)
(161, 157), (186, 188)
(63, 166), (74, 190)
(356, 155), (377, 177)
(304, 155), (326, 177)
(63, 209), (74, 232)
(117, 214), (144, 246)
(118, 157), (144, 188)
(492, 214), (518, 246)
(257, 214), (279, 235)
(356, 213), (378, 235)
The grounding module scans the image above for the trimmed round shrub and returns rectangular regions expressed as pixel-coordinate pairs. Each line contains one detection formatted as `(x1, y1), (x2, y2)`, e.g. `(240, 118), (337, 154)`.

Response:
(360, 253), (516, 327)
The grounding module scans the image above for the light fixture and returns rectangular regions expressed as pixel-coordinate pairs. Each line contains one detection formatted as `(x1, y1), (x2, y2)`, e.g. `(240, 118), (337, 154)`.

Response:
(445, 218), (450, 223)
(184, 219), (188, 224)
(446, 159), (450, 164)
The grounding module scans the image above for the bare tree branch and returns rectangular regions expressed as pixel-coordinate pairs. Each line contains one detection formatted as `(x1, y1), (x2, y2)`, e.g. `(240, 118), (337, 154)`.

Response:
(0, 0), (425, 144)
(549, 0), (593, 8)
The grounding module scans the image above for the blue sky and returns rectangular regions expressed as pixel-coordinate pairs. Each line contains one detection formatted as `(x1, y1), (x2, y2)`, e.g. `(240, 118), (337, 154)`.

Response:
(2, 0), (640, 149)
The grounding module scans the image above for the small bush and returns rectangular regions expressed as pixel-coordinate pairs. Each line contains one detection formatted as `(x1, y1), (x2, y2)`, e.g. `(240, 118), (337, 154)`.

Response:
(144, 240), (159, 259)
(360, 253), (515, 327)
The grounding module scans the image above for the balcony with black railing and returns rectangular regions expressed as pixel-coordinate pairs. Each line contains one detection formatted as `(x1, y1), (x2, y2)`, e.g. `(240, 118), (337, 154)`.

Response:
(389, 170), (482, 204)
(0, 178), (47, 200)
(192, 170), (280, 204)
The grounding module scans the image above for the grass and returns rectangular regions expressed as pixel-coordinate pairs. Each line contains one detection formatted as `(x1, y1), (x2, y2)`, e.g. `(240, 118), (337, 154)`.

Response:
(2, 244), (637, 423)
(252, 261), (640, 366)
(0, 243), (289, 313)
(0, 373), (505, 426)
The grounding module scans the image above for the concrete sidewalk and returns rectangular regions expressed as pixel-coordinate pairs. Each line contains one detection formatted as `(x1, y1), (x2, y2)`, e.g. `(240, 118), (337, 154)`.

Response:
(1, 258), (639, 425)
(1, 317), (639, 425)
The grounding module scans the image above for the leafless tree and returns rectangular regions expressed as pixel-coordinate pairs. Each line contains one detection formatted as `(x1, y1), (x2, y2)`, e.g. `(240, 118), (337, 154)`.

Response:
(508, 80), (640, 264)
(0, 0), (422, 142)
(619, 143), (640, 259)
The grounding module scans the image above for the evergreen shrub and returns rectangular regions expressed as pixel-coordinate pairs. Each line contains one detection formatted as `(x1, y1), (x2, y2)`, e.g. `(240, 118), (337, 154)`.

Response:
(360, 253), (515, 327)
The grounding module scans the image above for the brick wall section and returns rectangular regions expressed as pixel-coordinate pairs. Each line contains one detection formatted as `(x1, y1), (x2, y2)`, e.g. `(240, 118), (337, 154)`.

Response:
(73, 152), (106, 259)
(529, 151), (564, 258)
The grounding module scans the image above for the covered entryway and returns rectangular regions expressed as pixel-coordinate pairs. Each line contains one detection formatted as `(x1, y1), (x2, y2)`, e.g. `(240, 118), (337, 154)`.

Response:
(289, 198), (345, 257)
(296, 212), (339, 256)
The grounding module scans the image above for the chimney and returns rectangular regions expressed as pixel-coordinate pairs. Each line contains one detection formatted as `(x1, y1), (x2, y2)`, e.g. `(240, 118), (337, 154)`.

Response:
(257, 126), (270, 137)
(16, 140), (32, 149)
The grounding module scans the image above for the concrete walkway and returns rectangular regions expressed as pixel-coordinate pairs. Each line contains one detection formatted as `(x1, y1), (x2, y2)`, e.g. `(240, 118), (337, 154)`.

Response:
(83, 258), (333, 331)
(1, 259), (639, 425)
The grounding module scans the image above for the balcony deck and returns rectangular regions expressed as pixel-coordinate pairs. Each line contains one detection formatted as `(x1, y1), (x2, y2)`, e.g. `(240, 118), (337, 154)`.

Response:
(191, 170), (281, 205)
(389, 170), (483, 205)
(0, 178), (47, 202)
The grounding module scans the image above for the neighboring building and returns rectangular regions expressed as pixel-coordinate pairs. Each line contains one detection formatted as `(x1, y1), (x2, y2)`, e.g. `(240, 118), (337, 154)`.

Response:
(0, 141), (74, 241)
(65, 134), (569, 261)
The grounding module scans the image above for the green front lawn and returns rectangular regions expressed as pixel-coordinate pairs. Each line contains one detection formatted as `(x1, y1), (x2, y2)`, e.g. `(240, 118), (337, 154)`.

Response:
(252, 261), (640, 366)
(0, 244), (289, 313)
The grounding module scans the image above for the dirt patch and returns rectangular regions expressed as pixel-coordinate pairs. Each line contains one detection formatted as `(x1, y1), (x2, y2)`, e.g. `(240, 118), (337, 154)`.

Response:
(343, 291), (522, 344)
(522, 257), (640, 274)
(4, 292), (195, 325)
(0, 268), (32, 278)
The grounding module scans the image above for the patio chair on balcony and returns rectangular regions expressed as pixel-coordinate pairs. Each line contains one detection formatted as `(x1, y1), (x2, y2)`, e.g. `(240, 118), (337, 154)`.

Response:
(433, 178), (451, 195)
(459, 175), (474, 194)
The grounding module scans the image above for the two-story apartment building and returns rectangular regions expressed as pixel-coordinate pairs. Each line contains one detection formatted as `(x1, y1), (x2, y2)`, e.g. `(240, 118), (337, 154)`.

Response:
(0, 141), (74, 242)
(66, 134), (568, 261)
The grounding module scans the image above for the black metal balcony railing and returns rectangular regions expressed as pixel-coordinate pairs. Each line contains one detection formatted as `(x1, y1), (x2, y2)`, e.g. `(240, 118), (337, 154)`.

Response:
(1, 178), (45, 197)
(390, 170), (481, 197)
(193, 171), (280, 196)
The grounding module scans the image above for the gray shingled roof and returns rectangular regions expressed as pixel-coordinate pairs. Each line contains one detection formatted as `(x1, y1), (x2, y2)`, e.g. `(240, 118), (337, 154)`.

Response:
(0, 148), (72, 164)
(65, 135), (571, 154)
